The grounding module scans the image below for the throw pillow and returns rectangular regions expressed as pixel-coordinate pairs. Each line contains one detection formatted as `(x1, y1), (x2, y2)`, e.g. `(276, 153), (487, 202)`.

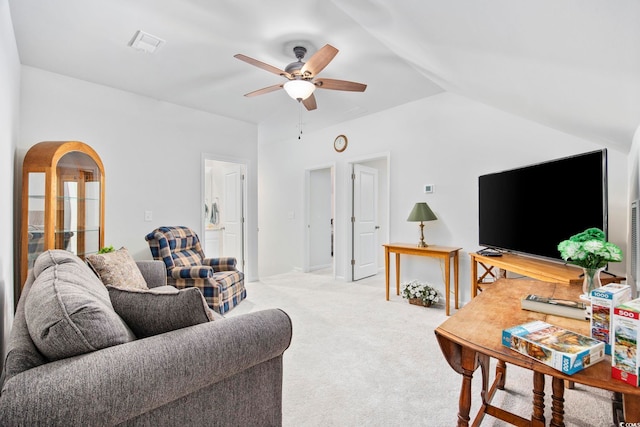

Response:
(107, 285), (216, 338)
(25, 250), (135, 361)
(86, 247), (148, 290)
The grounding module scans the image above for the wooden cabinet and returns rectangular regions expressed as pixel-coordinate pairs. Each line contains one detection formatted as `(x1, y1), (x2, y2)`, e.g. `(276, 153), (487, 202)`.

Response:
(20, 141), (105, 286)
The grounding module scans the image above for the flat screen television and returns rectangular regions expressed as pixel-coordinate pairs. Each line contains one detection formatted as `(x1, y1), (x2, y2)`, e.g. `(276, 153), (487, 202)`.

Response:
(478, 149), (608, 261)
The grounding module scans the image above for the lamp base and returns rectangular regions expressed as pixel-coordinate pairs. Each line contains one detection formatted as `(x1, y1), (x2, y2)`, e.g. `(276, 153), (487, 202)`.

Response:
(417, 222), (428, 247)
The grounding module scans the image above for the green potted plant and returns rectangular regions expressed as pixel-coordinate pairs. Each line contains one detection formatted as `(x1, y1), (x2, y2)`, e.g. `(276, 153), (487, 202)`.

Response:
(401, 280), (440, 307)
(557, 227), (622, 298)
(97, 245), (115, 254)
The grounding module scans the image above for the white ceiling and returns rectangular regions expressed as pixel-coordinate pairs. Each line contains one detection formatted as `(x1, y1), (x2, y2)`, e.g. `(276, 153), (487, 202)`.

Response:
(8, 0), (640, 148)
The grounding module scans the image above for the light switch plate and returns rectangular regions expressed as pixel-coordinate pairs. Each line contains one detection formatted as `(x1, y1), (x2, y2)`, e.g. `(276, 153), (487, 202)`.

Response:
(144, 210), (153, 221)
(424, 184), (435, 194)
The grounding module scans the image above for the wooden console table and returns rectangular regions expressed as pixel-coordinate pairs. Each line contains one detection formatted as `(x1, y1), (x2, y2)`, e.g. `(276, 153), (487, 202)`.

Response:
(435, 278), (640, 426)
(383, 243), (461, 316)
(470, 252), (622, 297)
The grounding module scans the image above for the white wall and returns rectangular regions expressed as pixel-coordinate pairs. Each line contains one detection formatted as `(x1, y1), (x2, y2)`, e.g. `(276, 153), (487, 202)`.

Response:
(308, 167), (333, 269)
(258, 92), (628, 305)
(17, 66), (260, 281)
(1, 0), (20, 361)
(628, 125), (640, 296)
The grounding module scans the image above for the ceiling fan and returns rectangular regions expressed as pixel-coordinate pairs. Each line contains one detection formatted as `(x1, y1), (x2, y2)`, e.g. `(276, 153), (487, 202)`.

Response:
(234, 44), (367, 111)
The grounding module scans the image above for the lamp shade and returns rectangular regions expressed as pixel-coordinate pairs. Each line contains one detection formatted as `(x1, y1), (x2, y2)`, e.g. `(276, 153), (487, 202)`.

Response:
(283, 79), (316, 101)
(407, 202), (437, 222)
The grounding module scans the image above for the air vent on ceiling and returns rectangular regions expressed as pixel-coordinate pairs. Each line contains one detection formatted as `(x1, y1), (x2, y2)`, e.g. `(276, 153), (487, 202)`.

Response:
(128, 30), (165, 54)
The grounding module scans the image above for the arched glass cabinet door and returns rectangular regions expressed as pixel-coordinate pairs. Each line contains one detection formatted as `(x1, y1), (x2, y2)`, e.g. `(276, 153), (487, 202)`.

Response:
(21, 141), (105, 287)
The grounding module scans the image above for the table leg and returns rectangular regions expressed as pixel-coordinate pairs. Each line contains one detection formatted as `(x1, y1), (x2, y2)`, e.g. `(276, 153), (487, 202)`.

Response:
(471, 256), (478, 297)
(478, 354), (490, 404)
(550, 377), (565, 427)
(495, 360), (507, 390)
(385, 247), (390, 301)
(395, 253), (401, 296)
(435, 333), (479, 427)
(454, 251), (459, 309)
(612, 392), (623, 426)
(532, 372), (546, 426)
(444, 254), (451, 316)
(623, 393), (640, 422)
(457, 346), (478, 427)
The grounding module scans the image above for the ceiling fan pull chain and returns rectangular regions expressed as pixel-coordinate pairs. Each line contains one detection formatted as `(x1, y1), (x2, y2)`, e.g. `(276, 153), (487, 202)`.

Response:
(298, 103), (303, 140)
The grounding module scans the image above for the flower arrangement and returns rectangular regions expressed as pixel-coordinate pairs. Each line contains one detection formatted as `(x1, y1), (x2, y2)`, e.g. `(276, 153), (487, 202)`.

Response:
(401, 280), (440, 306)
(557, 227), (622, 269)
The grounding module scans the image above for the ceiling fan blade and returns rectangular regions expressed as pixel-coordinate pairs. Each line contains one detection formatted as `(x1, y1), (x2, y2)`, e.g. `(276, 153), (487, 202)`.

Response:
(244, 83), (283, 97)
(314, 78), (367, 92)
(302, 93), (317, 111)
(300, 44), (338, 76)
(234, 54), (292, 79)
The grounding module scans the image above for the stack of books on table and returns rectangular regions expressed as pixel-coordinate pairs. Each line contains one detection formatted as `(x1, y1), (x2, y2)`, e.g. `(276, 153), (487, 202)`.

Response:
(520, 294), (588, 320)
(502, 320), (605, 374)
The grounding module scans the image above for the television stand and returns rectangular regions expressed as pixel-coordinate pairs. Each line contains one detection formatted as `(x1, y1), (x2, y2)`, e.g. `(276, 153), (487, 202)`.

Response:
(470, 252), (623, 297)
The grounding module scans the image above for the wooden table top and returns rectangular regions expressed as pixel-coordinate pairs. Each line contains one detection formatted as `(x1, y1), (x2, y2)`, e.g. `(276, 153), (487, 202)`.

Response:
(384, 243), (462, 254)
(435, 278), (640, 396)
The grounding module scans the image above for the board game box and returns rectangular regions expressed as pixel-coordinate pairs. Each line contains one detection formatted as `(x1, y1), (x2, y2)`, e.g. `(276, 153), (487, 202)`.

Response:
(590, 283), (631, 354)
(502, 320), (605, 375)
(612, 298), (640, 386)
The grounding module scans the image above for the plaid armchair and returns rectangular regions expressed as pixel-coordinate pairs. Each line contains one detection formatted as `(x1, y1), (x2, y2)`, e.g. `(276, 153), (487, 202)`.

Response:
(145, 226), (246, 314)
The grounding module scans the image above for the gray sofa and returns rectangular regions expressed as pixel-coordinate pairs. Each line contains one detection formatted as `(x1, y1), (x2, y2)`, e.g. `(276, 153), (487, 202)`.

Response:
(0, 253), (292, 426)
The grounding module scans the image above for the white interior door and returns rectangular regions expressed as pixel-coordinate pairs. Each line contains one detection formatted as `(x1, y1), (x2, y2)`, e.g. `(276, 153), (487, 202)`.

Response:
(222, 164), (244, 271)
(352, 164), (378, 280)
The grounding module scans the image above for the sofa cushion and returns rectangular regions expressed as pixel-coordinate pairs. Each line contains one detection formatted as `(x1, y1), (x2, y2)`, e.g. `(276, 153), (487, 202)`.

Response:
(86, 247), (148, 289)
(107, 285), (217, 338)
(1, 271), (48, 386)
(25, 250), (135, 361)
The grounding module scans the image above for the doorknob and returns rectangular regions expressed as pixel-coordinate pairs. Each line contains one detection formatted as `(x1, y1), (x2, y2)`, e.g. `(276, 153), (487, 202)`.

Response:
(375, 226), (380, 230)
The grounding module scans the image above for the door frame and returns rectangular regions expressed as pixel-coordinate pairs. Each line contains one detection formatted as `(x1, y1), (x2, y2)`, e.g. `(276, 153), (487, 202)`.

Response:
(303, 163), (336, 276)
(201, 153), (249, 275)
(346, 152), (391, 281)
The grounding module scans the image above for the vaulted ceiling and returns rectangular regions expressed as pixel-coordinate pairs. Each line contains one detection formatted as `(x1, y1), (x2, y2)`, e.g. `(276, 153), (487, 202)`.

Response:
(8, 0), (640, 149)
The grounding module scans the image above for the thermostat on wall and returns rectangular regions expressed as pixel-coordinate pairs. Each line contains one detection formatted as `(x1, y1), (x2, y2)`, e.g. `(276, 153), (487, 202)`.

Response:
(424, 184), (435, 194)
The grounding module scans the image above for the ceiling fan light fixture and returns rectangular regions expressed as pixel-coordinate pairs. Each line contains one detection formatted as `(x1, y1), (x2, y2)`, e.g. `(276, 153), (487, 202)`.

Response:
(283, 79), (315, 101)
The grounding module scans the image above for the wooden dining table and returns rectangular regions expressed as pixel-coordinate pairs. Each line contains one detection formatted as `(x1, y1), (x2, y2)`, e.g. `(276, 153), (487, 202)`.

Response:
(435, 278), (640, 426)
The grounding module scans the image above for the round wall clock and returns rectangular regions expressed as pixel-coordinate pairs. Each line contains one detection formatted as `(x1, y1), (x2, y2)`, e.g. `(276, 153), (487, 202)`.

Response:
(334, 135), (348, 152)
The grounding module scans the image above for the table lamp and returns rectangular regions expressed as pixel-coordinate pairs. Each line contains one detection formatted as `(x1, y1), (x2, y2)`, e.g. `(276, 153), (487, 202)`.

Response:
(407, 202), (437, 247)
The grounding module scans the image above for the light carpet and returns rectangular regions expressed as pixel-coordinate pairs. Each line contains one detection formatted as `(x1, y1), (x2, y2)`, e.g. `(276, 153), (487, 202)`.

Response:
(227, 270), (614, 426)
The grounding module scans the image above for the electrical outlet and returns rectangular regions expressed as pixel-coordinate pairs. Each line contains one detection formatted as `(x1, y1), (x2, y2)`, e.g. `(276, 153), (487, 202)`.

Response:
(144, 210), (153, 222)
